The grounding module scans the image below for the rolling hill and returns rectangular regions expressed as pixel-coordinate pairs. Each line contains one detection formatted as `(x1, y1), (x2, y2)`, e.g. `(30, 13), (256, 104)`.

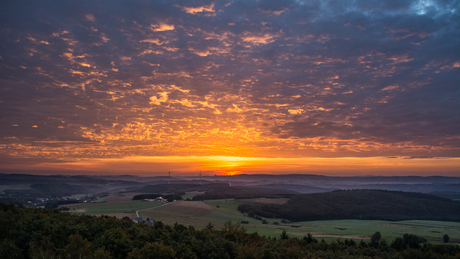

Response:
(238, 190), (460, 222)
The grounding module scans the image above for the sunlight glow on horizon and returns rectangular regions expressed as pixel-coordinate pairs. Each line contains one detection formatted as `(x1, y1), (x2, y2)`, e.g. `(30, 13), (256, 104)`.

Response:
(2, 156), (459, 176)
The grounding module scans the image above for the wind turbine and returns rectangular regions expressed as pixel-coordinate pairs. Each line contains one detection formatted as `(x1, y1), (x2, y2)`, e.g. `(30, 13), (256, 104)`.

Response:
(166, 170), (171, 185)
(229, 173), (232, 187)
(214, 173), (217, 184)
(199, 171), (202, 185)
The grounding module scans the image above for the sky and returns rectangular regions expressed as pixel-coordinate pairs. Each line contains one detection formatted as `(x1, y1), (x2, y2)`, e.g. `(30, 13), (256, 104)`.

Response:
(1, 0), (460, 176)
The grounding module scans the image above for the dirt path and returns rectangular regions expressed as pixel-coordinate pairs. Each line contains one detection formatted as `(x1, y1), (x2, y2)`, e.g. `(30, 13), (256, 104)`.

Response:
(136, 200), (175, 217)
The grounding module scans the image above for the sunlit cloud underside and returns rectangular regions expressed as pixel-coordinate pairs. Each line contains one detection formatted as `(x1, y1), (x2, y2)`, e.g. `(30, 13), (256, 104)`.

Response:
(1, 0), (459, 175)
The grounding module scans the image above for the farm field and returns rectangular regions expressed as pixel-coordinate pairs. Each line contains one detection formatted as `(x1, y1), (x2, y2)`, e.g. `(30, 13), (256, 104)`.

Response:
(66, 196), (460, 245)
(64, 194), (88, 200)
(181, 191), (205, 200)
(138, 199), (460, 244)
(264, 219), (460, 245)
(62, 193), (164, 218)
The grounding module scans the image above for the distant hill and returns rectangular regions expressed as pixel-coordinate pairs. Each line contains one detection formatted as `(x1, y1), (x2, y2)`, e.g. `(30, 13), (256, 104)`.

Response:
(127, 183), (297, 200)
(30, 183), (87, 197)
(192, 185), (297, 200)
(430, 191), (460, 200)
(127, 183), (223, 193)
(237, 190), (460, 222)
(261, 183), (336, 193)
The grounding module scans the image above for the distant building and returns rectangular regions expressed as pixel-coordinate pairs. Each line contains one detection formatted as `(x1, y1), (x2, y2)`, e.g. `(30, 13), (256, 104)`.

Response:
(132, 217), (143, 223)
(145, 219), (155, 226)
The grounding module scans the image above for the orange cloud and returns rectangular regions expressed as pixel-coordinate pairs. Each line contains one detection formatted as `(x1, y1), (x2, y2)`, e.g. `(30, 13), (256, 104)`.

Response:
(241, 31), (280, 45)
(151, 23), (175, 32)
(149, 92), (168, 105)
(177, 3), (215, 14)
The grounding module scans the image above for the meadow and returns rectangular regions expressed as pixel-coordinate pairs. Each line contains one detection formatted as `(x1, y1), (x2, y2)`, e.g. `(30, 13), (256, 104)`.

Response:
(63, 193), (460, 245)
(63, 193), (163, 217)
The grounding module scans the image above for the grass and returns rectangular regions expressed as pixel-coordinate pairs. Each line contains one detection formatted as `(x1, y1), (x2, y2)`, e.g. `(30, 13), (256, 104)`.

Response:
(181, 192), (205, 200)
(63, 197), (164, 215)
(64, 194), (88, 200)
(66, 197), (460, 245)
(143, 199), (460, 244)
(91, 196), (109, 203)
(269, 220), (460, 244)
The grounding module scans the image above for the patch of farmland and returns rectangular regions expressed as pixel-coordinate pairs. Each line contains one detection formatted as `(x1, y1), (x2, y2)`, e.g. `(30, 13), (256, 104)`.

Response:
(144, 201), (214, 217)
(181, 192), (205, 200)
(64, 199), (163, 215)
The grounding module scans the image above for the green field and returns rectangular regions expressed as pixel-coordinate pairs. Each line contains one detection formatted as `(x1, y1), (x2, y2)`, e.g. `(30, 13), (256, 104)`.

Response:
(181, 191), (205, 200)
(64, 194), (89, 200)
(204, 200), (460, 244)
(68, 197), (460, 245)
(243, 219), (460, 244)
(62, 194), (164, 215)
(138, 199), (460, 244)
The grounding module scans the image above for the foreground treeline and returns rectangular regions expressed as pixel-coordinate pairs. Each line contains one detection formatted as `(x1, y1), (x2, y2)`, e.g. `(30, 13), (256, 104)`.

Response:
(238, 190), (460, 222)
(1, 203), (459, 259)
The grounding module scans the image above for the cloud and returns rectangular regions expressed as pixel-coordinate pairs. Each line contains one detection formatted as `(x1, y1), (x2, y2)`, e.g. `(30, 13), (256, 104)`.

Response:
(0, 0), (460, 167)
(241, 31), (281, 45)
(149, 92), (169, 105)
(151, 23), (175, 32)
(177, 3), (215, 15)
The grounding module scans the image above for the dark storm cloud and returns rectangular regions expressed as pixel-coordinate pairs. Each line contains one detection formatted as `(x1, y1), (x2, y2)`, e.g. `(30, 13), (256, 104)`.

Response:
(0, 0), (459, 160)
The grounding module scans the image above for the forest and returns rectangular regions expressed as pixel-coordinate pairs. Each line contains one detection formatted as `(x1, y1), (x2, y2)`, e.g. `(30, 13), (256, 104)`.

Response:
(1, 202), (459, 259)
(237, 190), (460, 222)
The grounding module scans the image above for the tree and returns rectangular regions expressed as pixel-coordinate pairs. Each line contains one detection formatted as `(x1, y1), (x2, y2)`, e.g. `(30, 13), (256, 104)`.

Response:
(93, 249), (112, 259)
(390, 237), (407, 251)
(29, 236), (59, 259)
(206, 223), (214, 229)
(65, 234), (92, 259)
(303, 233), (316, 244)
(370, 231), (381, 247)
(121, 216), (132, 221)
(100, 228), (133, 259)
(402, 234), (422, 249)
(127, 242), (175, 259)
(280, 230), (289, 240)
(443, 234), (449, 243)
(0, 239), (22, 259)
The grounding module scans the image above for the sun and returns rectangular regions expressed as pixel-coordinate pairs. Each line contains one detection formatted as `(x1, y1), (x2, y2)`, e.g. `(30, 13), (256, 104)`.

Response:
(217, 170), (243, 176)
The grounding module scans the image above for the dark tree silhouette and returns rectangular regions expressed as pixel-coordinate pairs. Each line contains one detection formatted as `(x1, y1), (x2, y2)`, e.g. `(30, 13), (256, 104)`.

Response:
(443, 234), (450, 243)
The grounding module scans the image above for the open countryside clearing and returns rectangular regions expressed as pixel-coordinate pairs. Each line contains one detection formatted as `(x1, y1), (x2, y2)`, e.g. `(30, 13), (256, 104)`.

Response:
(63, 194), (460, 244)
(63, 194), (163, 216)
(141, 201), (214, 217)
